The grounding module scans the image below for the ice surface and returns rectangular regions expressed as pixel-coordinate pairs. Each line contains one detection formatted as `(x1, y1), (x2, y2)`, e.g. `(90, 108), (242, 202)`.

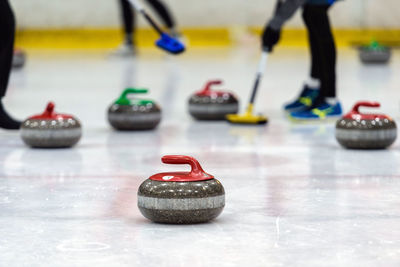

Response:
(1, 47), (400, 266)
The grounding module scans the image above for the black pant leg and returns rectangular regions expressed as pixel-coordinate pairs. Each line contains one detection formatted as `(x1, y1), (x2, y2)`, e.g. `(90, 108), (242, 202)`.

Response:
(146, 0), (175, 29)
(302, 8), (320, 80)
(120, 0), (135, 38)
(0, 0), (15, 98)
(302, 4), (336, 98)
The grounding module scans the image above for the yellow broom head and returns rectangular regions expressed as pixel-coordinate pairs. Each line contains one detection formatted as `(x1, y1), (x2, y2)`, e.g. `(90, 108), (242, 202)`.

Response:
(226, 104), (268, 125)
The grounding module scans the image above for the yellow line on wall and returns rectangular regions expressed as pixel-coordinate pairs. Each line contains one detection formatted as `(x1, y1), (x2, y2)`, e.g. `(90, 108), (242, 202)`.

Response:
(15, 27), (400, 49)
(249, 27), (400, 47)
(15, 28), (231, 49)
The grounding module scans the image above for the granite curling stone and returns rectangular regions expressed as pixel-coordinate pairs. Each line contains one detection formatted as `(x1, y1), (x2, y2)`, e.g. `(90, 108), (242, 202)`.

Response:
(138, 155), (225, 224)
(12, 49), (26, 69)
(359, 41), (391, 64)
(108, 88), (161, 130)
(21, 102), (82, 148)
(335, 101), (397, 149)
(188, 80), (239, 120)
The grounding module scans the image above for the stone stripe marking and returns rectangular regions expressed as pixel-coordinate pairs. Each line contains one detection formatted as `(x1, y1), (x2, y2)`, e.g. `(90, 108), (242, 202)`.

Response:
(138, 195), (225, 210)
(336, 128), (397, 141)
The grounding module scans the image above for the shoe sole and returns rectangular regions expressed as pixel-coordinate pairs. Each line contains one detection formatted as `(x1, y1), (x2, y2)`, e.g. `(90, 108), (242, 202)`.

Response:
(288, 114), (342, 124)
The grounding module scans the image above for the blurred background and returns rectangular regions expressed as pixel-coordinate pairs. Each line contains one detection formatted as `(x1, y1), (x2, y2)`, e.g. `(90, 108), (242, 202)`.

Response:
(11, 0), (400, 50)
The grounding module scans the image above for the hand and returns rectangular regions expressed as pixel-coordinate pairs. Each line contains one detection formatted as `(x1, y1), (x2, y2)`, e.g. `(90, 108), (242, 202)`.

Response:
(262, 26), (281, 52)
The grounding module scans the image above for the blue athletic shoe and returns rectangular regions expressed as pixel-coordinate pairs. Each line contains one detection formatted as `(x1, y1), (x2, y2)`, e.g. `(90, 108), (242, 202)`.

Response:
(284, 86), (319, 112)
(289, 101), (343, 122)
(156, 33), (185, 55)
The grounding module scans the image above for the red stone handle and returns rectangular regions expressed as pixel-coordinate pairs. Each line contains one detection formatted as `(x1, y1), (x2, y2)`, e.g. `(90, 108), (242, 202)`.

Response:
(201, 80), (223, 93)
(352, 101), (380, 114)
(162, 155), (209, 178)
(43, 102), (55, 116)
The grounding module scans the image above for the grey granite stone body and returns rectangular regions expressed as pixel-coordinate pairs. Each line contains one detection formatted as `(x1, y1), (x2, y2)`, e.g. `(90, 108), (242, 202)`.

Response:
(359, 48), (391, 64)
(188, 94), (238, 120)
(336, 118), (397, 149)
(12, 51), (26, 69)
(138, 179), (225, 224)
(108, 103), (161, 130)
(21, 118), (82, 148)
(138, 207), (224, 224)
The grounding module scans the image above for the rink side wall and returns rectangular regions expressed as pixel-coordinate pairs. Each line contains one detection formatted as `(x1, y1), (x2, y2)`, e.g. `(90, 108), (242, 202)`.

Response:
(11, 0), (400, 48)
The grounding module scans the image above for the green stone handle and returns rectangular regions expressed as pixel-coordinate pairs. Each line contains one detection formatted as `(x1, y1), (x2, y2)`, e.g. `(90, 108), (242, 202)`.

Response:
(116, 88), (148, 105)
(368, 40), (386, 51)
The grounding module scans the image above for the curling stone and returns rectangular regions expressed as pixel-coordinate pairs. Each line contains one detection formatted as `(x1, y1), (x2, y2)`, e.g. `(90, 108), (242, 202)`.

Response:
(21, 102), (82, 148)
(108, 88), (161, 130)
(188, 80), (239, 120)
(336, 101), (397, 149)
(359, 41), (391, 64)
(12, 49), (26, 69)
(138, 155), (225, 224)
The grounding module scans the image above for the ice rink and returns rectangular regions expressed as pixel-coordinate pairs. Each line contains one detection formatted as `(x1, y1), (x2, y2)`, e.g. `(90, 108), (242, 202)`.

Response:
(1, 47), (400, 266)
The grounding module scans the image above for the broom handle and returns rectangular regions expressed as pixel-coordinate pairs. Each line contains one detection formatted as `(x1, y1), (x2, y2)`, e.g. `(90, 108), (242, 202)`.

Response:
(249, 51), (268, 104)
(127, 0), (163, 35)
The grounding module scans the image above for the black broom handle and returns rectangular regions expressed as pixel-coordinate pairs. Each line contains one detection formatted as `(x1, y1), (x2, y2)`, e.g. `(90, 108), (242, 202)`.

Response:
(249, 51), (269, 105)
(141, 11), (163, 35)
(249, 74), (262, 105)
(128, 0), (163, 35)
